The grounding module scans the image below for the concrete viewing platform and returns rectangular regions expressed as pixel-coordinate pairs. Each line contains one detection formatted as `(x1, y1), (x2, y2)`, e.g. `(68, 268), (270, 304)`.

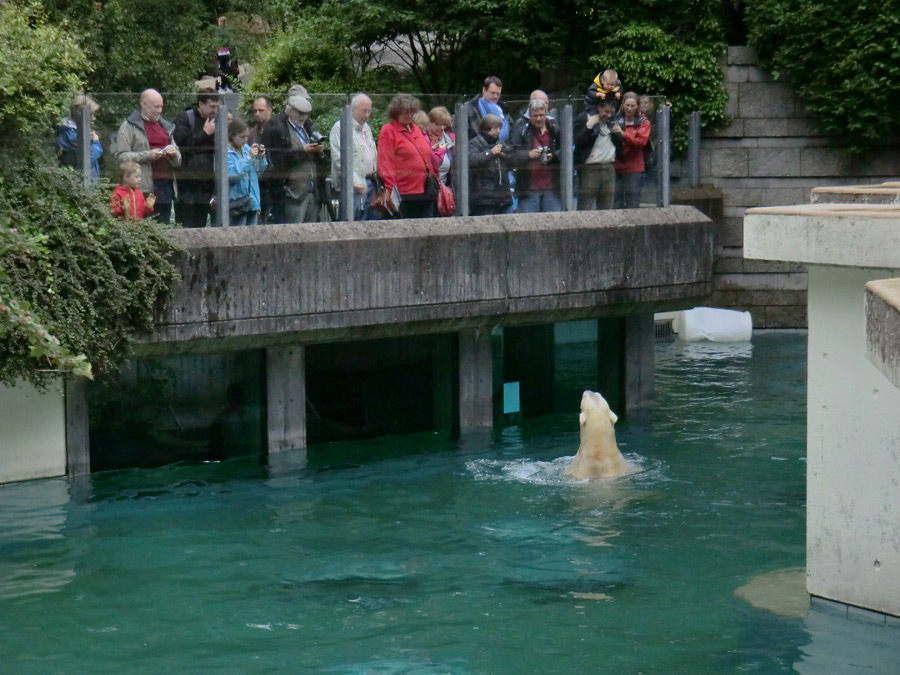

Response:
(744, 191), (900, 619)
(139, 207), (713, 355)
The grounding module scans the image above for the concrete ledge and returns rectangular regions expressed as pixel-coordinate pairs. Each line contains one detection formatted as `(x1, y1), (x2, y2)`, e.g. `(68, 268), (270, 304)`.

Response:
(138, 208), (713, 355)
(813, 183), (900, 205)
(744, 203), (900, 267)
(866, 278), (900, 391)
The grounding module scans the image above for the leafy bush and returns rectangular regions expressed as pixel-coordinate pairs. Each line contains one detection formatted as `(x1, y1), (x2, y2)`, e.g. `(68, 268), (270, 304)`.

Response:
(247, 14), (408, 97)
(747, 0), (900, 154)
(0, 161), (179, 388)
(43, 0), (214, 92)
(0, 4), (177, 387)
(602, 24), (729, 152)
(0, 3), (87, 138)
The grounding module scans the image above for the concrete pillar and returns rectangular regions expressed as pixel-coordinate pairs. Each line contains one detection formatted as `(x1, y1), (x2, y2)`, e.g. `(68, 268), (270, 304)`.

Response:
(65, 377), (90, 476)
(458, 328), (493, 429)
(597, 315), (655, 416)
(265, 346), (306, 453)
(432, 334), (456, 436)
(624, 313), (655, 412)
(504, 325), (555, 418)
(596, 318), (624, 414)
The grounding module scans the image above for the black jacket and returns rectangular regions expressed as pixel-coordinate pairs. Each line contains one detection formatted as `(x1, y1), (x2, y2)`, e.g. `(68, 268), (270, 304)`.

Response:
(468, 132), (513, 208)
(172, 107), (215, 204)
(259, 112), (327, 202)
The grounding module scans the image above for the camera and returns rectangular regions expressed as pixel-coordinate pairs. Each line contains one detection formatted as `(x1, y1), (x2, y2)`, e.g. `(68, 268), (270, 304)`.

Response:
(310, 131), (325, 145)
(539, 146), (551, 165)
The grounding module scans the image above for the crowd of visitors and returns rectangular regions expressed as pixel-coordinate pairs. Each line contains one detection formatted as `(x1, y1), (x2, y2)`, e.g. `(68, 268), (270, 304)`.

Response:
(56, 70), (659, 225)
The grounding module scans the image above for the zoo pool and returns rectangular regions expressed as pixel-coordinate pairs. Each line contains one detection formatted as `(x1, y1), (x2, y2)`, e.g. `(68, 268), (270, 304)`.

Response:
(1, 332), (898, 673)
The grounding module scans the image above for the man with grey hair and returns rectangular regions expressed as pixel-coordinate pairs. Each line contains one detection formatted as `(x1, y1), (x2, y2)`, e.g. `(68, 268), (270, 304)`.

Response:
(115, 89), (181, 223)
(511, 97), (561, 213)
(329, 93), (379, 220)
(511, 89), (554, 138)
(261, 85), (327, 223)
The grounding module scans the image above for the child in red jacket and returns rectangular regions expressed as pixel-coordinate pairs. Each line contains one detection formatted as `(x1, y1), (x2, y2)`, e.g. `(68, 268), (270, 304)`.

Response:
(111, 161), (155, 220)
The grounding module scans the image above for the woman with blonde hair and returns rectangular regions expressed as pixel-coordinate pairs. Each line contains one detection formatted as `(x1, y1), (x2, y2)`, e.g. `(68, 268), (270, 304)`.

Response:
(426, 106), (455, 186)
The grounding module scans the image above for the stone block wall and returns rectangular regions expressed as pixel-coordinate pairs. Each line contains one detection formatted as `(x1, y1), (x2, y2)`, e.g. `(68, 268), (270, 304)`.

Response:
(672, 46), (900, 328)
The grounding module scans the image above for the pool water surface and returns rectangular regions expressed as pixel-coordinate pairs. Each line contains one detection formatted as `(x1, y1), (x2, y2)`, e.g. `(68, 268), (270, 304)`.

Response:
(1, 332), (898, 673)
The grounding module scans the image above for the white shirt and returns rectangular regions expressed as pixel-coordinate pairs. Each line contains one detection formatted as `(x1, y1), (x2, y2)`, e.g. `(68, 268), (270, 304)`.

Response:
(585, 123), (616, 165)
(330, 118), (377, 188)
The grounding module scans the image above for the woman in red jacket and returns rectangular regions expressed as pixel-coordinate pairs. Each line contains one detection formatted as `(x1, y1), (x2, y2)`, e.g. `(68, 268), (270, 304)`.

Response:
(377, 94), (439, 219)
(612, 92), (651, 209)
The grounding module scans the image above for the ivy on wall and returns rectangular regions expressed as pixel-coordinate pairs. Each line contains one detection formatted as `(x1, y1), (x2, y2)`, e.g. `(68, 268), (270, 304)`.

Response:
(0, 4), (177, 388)
(747, 0), (900, 155)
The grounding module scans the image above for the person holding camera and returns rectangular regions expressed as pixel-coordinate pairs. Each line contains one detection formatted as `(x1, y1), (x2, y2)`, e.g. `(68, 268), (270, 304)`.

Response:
(511, 98), (561, 213)
(227, 119), (267, 226)
(468, 114), (514, 216)
(573, 98), (620, 210)
(261, 86), (328, 223)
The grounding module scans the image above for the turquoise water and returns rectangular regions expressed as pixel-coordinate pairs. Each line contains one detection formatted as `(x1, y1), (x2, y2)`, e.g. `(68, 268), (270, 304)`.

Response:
(1, 332), (897, 673)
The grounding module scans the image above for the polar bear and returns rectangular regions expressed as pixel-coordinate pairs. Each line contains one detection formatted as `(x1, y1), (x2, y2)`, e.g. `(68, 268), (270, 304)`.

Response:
(565, 390), (630, 480)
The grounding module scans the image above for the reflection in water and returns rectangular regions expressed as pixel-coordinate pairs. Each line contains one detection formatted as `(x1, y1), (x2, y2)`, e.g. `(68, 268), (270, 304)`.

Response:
(0, 479), (75, 600)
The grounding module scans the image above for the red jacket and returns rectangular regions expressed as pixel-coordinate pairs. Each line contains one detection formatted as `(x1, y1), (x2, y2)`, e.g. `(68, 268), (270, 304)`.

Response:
(614, 116), (651, 174)
(110, 185), (153, 220)
(377, 120), (436, 195)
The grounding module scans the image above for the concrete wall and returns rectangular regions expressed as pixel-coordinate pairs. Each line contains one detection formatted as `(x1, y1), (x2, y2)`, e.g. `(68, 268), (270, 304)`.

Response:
(745, 202), (900, 617)
(806, 265), (900, 616)
(140, 208), (713, 355)
(676, 47), (900, 328)
(0, 380), (66, 484)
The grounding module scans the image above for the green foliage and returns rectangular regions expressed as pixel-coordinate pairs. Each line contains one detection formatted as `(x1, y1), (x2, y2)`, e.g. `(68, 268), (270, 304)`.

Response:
(0, 3), (88, 138)
(0, 3), (177, 388)
(247, 14), (407, 96)
(43, 0), (216, 92)
(746, 0), (900, 154)
(0, 227), (93, 381)
(602, 23), (729, 152)
(0, 160), (178, 388)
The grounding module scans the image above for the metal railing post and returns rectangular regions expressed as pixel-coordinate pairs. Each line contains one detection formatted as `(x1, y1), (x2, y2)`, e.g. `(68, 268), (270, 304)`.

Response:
(688, 110), (701, 188)
(656, 104), (671, 207)
(454, 102), (469, 216)
(339, 103), (354, 222)
(77, 102), (92, 187)
(215, 104), (230, 226)
(560, 103), (575, 211)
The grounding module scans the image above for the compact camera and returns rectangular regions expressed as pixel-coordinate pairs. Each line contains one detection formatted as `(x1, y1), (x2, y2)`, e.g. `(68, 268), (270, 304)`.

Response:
(538, 146), (551, 165)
